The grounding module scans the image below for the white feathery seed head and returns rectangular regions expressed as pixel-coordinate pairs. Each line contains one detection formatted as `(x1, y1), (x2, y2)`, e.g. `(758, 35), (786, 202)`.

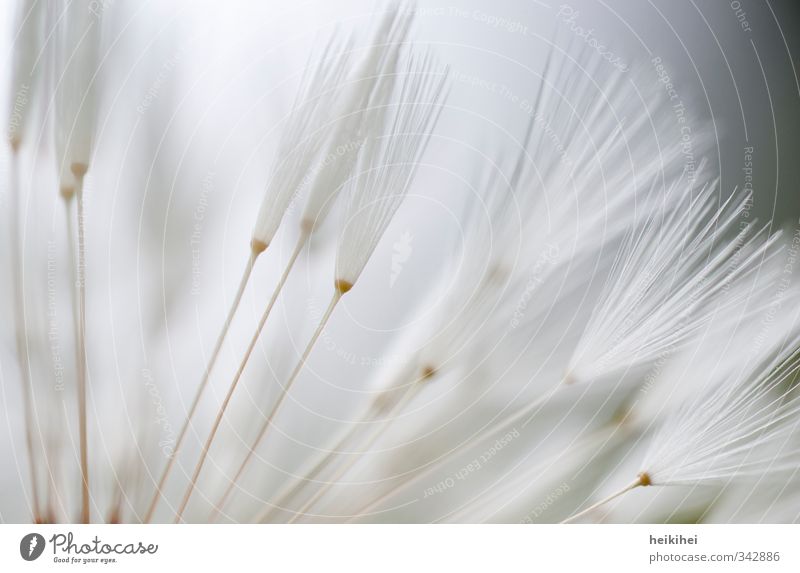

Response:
(54, 0), (102, 181)
(642, 335), (800, 487)
(251, 34), (354, 250)
(300, 2), (414, 232)
(495, 53), (716, 290)
(567, 178), (784, 385)
(7, 0), (44, 149)
(334, 51), (449, 292)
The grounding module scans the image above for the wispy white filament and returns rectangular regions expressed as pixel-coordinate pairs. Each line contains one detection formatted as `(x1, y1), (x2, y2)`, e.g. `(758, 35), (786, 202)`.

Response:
(54, 0), (101, 177)
(198, 49), (449, 522)
(300, 2), (414, 231)
(251, 35), (353, 248)
(643, 336), (800, 486)
(7, 0), (43, 148)
(335, 52), (449, 287)
(567, 181), (783, 385)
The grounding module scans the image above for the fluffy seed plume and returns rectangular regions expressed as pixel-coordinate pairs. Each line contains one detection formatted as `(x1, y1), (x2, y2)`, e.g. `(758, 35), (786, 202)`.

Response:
(562, 321), (800, 524)
(51, 0), (104, 523)
(7, 0), (44, 149)
(53, 0), (101, 185)
(335, 52), (449, 289)
(250, 35), (354, 251)
(567, 181), (783, 385)
(642, 337), (800, 486)
(173, 10), (425, 523)
(300, 2), (413, 232)
(194, 50), (449, 523)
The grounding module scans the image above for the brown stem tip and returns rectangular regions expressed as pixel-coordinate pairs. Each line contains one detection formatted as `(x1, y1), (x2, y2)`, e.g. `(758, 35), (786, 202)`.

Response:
(421, 365), (437, 380)
(335, 279), (353, 295)
(250, 238), (268, 254)
(638, 471), (652, 487)
(71, 162), (88, 178)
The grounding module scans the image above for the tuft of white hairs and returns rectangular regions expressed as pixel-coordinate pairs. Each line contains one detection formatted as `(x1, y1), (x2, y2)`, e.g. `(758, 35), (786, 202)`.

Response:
(250, 3), (418, 249)
(334, 52), (449, 289)
(641, 333), (800, 487)
(567, 179), (784, 385)
(7, 0), (44, 149)
(53, 0), (102, 179)
(300, 1), (414, 232)
(250, 34), (354, 249)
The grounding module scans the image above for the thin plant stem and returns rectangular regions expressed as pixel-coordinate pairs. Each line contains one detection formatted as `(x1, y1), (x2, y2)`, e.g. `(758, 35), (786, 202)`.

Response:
(560, 474), (648, 524)
(62, 195), (81, 524)
(73, 167), (90, 523)
(143, 245), (262, 523)
(8, 146), (42, 522)
(108, 482), (124, 524)
(174, 232), (309, 522)
(200, 286), (345, 523)
(345, 385), (560, 521)
(287, 382), (422, 522)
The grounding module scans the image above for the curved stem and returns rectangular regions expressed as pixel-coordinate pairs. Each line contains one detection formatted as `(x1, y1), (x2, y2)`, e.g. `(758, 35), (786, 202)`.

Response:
(560, 475), (646, 524)
(9, 148), (42, 522)
(174, 232), (308, 522)
(74, 172), (90, 524)
(143, 247), (260, 523)
(203, 288), (342, 523)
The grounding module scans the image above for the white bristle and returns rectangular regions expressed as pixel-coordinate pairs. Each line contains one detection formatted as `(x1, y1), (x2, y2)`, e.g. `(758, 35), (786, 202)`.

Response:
(54, 0), (101, 175)
(567, 179), (784, 385)
(643, 333), (800, 486)
(7, 0), (43, 148)
(300, 3), (414, 232)
(251, 34), (354, 248)
(334, 52), (449, 287)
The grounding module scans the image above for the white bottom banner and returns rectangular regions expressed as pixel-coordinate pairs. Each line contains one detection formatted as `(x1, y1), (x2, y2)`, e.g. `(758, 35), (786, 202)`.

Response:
(1, 524), (797, 572)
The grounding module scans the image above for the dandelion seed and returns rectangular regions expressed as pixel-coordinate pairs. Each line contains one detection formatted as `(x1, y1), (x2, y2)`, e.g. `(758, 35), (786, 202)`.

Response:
(146, 9), (414, 519)
(562, 334), (800, 523)
(249, 36), (352, 252)
(194, 8), (421, 523)
(643, 341), (800, 486)
(7, 0), (43, 150)
(52, 0), (103, 523)
(54, 0), (101, 182)
(183, 52), (449, 523)
(338, 55), (723, 521)
(299, 2), (413, 233)
(141, 33), (354, 522)
(566, 181), (783, 386)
